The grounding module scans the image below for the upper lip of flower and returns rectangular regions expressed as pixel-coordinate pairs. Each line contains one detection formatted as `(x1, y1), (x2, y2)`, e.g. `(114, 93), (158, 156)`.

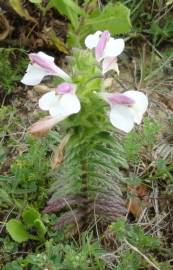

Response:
(29, 52), (59, 74)
(95, 31), (110, 61)
(106, 93), (135, 106)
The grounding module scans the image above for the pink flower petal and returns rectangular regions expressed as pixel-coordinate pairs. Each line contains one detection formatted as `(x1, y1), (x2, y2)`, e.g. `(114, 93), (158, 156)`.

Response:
(108, 93), (135, 105)
(102, 92), (135, 105)
(95, 31), (110, 61)
(27, 51), (70, 81)
(29, 52), (59, 74)
(28, 116), (59, 137)
(55, 83), (76, 94)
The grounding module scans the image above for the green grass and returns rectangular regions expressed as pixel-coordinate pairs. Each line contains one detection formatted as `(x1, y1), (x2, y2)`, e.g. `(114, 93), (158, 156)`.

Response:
(0, 49), (27, 94)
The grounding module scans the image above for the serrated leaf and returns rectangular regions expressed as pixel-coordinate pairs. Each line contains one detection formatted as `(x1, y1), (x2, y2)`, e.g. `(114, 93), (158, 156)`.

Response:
(34, 219), (47, 238)
(85, 3), (131, 35)
(6, 219), (31, 243)
(22, 207), (40, 227)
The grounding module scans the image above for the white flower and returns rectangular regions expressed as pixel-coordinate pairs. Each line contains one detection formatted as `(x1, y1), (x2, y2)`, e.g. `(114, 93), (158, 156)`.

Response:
(102, 57), (119, 75)
(85, 31), (124, 74)
(102, 90), (148, 133)
(21, 51), (70, 86)
(38, 82), (80, 122)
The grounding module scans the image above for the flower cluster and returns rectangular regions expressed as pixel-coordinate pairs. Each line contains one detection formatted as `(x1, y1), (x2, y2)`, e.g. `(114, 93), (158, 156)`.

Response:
(21, 31), (148, 135)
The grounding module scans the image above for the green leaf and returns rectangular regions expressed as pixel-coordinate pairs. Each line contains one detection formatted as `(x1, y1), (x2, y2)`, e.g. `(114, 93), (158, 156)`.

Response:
(0, 188), (12, 204)
(28, 0), (42, 3)
(49, 0), (83, 29)
(85, 3), (131, 35)
(34, 219), (47, 238)
(22, 207), (40, 227)
(9, 0), (37, 23)
(22, 207), (47, 239)
(6, 219), (31, 243)
(49, 30), (69, 54)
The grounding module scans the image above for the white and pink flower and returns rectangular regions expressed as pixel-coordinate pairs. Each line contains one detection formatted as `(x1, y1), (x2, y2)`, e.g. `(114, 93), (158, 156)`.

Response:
(29, 82), (80, 135)
(38, 83), (80, 120)
(102, 90), (148, 133)
(21, 51), (70, 86)
(85, 31), (124, 75)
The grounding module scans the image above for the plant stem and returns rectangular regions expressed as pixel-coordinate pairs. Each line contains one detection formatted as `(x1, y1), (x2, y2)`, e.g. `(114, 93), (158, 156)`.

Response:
(124, 239), (161, 270)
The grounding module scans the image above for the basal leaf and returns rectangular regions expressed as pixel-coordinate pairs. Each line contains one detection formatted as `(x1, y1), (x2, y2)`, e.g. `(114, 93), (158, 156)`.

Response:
(22, 207), (40, 227)
(34, 219), (47, 238)
(22, 207), (47, 239)
(6, 219), (31, 243)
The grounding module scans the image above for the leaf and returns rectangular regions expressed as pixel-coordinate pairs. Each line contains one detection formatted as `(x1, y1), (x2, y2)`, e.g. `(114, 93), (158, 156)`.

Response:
(0, 188), (12, 204)
(51, 133), (71, 169)
(6, 219), (31, 243)
(0, 14), (11, 41)
(34, 219), (47, 238)
(22, 207), (40, 227)
(48, 0), (83, 29)
(85, 3), (131, 35)
(49, 30), (69, 54)
(22, 207), (47, 239)
(9, 0), (37, 23)
(28, 0), (42, 3)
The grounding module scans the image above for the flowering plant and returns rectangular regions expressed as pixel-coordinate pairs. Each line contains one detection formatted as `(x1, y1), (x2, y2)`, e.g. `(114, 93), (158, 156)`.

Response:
(21, 31), (148, 230)
(22, 31), (147, 135)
